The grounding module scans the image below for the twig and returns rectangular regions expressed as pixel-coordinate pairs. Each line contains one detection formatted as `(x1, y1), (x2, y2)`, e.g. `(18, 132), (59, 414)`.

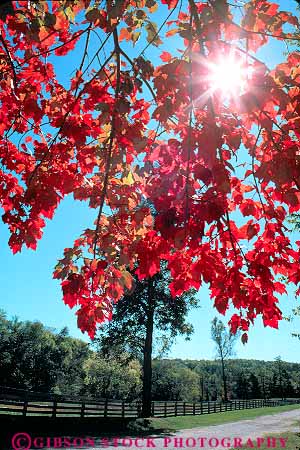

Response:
(27, 51), (114, 186)
(250, 127), (267, 217)
(138, 0), (181, 56)
(118, 48), (156, 101)
(0, 34), (17, 90)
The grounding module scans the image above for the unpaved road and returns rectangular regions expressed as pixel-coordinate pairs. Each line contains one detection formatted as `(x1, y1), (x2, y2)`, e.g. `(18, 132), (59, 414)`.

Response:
(86, 409), (300, 450)
(14, 409), (299, 450)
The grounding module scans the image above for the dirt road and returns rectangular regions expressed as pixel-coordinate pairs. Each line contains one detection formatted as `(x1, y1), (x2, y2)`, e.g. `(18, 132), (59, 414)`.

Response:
(92, 409), (300, 450)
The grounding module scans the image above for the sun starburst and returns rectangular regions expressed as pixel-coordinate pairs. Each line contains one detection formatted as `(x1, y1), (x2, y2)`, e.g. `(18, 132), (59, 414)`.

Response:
(207, 54), (250, 97)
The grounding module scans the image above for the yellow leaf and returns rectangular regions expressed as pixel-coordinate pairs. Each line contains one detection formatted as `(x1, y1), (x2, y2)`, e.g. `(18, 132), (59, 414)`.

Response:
(120, 270), (134, 292)
(145, 20), (162, 46)
(148, 3), (158, 13)
(122, 172), (134, 185)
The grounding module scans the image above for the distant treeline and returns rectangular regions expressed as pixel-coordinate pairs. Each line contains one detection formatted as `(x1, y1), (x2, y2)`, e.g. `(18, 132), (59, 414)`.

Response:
(1, 311), (299, 402)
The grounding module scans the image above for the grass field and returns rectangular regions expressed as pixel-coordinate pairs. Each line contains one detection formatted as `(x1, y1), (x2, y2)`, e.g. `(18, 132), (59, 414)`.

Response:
(147, 404), (300, 432)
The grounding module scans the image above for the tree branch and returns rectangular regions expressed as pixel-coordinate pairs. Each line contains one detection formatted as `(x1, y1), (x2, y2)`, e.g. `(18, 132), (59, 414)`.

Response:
(93, 28), (121, 260)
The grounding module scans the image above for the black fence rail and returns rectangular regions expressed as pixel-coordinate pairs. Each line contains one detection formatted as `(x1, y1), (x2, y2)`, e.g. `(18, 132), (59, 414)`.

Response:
(0, 393), (299, 418)
(0, 398), (141, 418)
(151, 398), (300, 417)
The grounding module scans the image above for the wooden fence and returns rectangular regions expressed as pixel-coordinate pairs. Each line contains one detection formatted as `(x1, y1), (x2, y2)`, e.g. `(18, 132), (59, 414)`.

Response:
(151, 398), (300, 417)
(0, 396), (299, 419)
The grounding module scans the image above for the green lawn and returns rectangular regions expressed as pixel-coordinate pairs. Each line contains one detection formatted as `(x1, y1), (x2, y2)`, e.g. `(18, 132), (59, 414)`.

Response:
(147, 404), (300, 432)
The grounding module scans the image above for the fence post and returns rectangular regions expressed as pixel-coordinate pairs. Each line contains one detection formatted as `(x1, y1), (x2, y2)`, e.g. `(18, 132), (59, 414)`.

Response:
(164, 402), (167, 418)
(208, 401), (210, 414)
(122, 401), (125, 418)
(52, 400), (57, 418)
(175, 402), (178, 417)
(151, 401), (154, 417)
(80, 402), (85, 418)
(201, 401), (203, 415)
(23, 400), (28, 417)
(214, 402), (216, 413)
(104, 398), (108, 418)
(137, 400), (142, 418)
(193, 403), (195, 415)
(183, 401), (186, 416)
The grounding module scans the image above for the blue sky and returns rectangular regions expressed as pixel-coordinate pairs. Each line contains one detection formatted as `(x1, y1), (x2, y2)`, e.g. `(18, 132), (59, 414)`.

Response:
(1, 0), (300, 363)
(1, 197), (300, 362)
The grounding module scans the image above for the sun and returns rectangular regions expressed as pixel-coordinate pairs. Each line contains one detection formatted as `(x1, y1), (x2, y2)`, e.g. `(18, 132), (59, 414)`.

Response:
(207, 55), (249, 97)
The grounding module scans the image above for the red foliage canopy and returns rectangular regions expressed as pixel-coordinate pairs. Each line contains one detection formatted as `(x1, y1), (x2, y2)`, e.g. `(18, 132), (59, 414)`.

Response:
(1, 0), (300, 338)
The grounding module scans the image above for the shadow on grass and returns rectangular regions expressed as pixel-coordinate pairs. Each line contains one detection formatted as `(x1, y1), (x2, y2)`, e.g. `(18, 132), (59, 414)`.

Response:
(0, 415), (175, 449)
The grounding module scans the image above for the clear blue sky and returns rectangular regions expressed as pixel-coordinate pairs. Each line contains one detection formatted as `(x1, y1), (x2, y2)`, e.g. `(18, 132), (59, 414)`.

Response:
(1, 0), (300, 363)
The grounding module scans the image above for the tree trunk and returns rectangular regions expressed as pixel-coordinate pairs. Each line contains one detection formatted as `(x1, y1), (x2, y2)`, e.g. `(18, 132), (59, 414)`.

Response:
(262, 376), (266, 400)
(221, 357), (228, 402)
(278, 362), (284, 400)
(141, 281), (154, 418)
(200, 376), (204, 401)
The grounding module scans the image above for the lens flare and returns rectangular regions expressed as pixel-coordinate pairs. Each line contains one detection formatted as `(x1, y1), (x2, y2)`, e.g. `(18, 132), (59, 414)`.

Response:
(207, 55), (249, 97)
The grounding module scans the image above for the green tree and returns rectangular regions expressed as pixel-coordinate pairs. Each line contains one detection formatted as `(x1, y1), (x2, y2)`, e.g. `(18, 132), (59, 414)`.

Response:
(235, 370), (251, 399)
(275, 356), (284, 400)
(211, 317), (238, 402)
(52, 329), (91, 397)
(152, 360), (200, 402)
(96, 267), (198, 417)
(257, 367), (271, 400)
(82, 353), (141, 401)
(0, 317), (57, 391)
(0, 312), (90, 395)
(248, 373), (261, 399)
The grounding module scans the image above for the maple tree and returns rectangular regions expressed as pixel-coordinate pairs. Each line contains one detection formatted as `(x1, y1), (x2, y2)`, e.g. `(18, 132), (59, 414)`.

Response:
(1, 0), (300, 340)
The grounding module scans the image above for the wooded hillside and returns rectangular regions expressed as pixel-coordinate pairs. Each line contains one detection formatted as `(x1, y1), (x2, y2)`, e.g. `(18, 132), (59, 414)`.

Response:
(1, 312), (299, 402)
